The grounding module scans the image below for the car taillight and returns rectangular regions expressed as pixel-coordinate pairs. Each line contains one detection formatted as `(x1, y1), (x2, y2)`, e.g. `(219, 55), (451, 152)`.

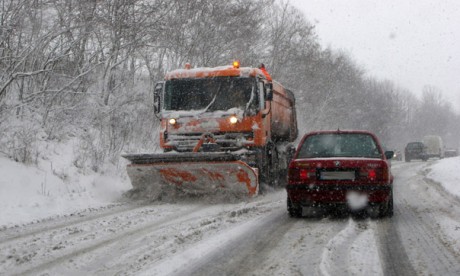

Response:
(368, 169), (377, 181)
(361, 165), (389, 183)
(300, 169), (308, 180)
(289, 167), (315, 182)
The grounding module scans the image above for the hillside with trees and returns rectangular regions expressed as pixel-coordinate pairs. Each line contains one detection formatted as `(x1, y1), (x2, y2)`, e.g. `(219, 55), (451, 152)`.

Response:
(1, 0), (459, 171)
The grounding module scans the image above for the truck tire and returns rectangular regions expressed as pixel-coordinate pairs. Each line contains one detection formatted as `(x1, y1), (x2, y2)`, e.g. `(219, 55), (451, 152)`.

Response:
(276, 143), (295, 188)
(268, 144), (280, 187)
(257, 144), (274, 189)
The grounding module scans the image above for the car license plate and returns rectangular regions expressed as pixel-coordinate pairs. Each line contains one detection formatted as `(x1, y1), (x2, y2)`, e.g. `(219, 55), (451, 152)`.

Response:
(320, 171), (355, 180)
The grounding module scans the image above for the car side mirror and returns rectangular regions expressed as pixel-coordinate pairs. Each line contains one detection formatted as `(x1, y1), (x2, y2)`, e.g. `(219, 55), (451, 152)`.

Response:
(153, 81), (164, 115)
(384, 151), (394, 159)
(265, 83), (273, 101)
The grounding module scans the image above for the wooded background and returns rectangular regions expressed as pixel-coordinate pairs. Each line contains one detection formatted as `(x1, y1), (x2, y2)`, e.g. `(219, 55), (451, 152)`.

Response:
(1, 0), (458, 170)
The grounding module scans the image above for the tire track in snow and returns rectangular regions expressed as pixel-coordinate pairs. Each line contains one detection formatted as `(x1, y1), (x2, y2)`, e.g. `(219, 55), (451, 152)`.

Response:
(148, 207), (294, 276)
(387, 161), (460, 275)
(4, 194), (284, 275)
(375, 216), (417, 276)
(375, 162), (417, 276)
(396, 199), (460, 275)
(319, 218), (383, 276)
(0, 201), (146, 244)
(3, 205), (208, 275)
(64, 203), (276, 275)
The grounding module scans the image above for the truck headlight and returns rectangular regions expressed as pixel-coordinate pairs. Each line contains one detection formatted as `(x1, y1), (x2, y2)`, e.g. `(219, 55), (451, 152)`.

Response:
(169, 118), (177, 125)
(229, 116), (238, 124)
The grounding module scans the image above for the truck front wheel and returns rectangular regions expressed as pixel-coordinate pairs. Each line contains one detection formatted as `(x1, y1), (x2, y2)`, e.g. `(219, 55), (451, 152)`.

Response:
(257, 145), (274, 189)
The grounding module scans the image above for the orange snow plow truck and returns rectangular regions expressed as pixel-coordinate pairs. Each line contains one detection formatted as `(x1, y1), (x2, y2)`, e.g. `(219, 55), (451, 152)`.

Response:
(123, 62), (298, 199)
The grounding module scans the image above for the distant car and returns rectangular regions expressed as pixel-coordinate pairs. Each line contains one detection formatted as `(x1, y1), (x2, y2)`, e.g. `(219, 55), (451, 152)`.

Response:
(392, 150), (402, 161)
(286, 130), (394, 218)
(404, 142), (427, 162)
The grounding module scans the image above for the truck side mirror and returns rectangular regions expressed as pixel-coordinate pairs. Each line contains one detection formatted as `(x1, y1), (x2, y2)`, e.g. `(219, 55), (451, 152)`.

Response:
(265, 83), (273, 101)
(153, 81), (164, 115)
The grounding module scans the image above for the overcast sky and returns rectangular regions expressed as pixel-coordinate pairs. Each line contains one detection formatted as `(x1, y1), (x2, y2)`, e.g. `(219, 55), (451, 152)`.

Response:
(289, 0), (460, 110)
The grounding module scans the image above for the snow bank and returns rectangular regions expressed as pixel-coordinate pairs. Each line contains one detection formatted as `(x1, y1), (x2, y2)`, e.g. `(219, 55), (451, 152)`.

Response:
(424, 156), (460, 254)
(0, 140), (131, 228)
(426, 156), (460, 198)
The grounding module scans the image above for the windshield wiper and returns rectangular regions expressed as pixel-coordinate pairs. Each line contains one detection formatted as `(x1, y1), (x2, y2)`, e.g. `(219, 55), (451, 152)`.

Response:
(199, 82), (221, 114)
(244, 86), (255, 116)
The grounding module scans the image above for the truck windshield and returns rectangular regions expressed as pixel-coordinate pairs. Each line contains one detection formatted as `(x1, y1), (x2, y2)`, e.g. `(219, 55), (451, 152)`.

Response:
(163, 77), (258, 113)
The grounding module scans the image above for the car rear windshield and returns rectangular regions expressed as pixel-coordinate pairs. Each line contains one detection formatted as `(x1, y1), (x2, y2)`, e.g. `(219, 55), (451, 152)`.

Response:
(406, 142), (423, 149)
(297, 133), (382, 158)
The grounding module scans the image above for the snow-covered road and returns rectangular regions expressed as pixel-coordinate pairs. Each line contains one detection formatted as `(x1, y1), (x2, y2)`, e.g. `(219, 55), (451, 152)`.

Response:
(1, 161), (460, 275)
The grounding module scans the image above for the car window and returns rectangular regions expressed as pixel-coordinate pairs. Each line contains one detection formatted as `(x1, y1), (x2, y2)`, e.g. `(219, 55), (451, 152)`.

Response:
(407, 143), (423, 149)
(297, 133), (381, 158)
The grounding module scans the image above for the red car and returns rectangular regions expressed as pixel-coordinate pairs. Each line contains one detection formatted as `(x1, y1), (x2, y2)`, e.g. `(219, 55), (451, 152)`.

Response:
(286, 130), (394, 218)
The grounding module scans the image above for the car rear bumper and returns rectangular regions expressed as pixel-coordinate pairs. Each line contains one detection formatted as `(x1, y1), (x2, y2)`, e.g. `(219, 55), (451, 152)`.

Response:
(405, 152), (427, 159)
(286, 184), (391, 204)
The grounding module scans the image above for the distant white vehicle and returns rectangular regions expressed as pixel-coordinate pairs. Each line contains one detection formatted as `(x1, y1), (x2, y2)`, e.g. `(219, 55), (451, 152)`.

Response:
(422, 135), (444, 159)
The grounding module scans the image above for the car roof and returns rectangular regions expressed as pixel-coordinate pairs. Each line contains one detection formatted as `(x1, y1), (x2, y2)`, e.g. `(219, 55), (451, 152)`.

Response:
(299, 130), (383, 149)
(301, 129), (378, 138)
(407, 141), (423, 145)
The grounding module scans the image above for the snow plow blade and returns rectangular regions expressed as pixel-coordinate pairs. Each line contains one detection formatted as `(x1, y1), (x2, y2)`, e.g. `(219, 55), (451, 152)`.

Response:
(123, 152), (258, 199)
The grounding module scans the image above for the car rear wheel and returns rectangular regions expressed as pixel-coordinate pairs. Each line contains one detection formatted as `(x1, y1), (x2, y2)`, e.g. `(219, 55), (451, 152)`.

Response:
(287, 197), (301, 217)
(380, 190), (394, 217)
(387, 190), (394, 217)
(368, 190), (394, 218)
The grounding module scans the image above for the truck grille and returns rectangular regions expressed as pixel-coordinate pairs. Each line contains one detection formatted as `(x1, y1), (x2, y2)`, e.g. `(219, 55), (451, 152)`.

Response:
(165, 132), (254, 152)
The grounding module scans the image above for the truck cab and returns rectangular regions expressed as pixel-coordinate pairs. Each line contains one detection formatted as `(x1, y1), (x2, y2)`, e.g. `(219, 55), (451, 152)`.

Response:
(153, 63), (296, 153)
